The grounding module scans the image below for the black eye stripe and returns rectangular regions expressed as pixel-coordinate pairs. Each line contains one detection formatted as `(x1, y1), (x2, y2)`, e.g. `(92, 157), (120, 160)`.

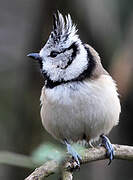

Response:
(50, 51), (60, 57)
(61, 43), (79, 69)
(49, 42), (78, 58)
(67, 42), (78, 58)
(62, 42), (78, 55)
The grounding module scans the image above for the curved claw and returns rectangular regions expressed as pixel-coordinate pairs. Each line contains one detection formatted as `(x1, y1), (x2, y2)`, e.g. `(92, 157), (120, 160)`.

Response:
(64, 141), (82, 167)
(100, 134), (114, 165)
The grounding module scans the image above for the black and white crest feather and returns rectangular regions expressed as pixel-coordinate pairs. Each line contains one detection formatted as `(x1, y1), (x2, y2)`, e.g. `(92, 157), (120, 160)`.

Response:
(50, 11), (78, 44)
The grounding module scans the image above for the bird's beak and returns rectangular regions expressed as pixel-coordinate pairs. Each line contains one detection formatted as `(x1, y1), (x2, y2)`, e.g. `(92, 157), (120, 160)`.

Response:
(27, 53), (42, 61)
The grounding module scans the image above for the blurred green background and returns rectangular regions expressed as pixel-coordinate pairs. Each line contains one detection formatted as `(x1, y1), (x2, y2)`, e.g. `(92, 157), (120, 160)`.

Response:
(0, 0), (133, 179)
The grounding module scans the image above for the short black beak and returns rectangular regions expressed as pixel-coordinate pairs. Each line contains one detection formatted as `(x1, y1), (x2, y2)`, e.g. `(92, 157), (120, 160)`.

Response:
(27, 53), (42, 61)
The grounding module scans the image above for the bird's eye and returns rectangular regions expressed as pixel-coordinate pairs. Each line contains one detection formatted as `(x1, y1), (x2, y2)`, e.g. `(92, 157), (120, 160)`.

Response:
(50, 51), (59, 58)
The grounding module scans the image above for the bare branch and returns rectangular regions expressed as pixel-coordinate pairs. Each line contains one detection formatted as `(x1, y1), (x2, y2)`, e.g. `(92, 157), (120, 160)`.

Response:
(62, 170), (73, 180)
(25, 144), (133, 180)
(25, 160), (59, 180)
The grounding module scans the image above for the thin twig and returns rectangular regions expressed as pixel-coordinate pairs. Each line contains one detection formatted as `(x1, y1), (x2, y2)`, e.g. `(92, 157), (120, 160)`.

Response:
(25, 144), (133, 180)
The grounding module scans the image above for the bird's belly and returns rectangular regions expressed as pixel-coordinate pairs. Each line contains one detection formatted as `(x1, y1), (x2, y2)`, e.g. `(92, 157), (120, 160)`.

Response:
(40, 75), (121, 143)
(41, 96), (87, 142)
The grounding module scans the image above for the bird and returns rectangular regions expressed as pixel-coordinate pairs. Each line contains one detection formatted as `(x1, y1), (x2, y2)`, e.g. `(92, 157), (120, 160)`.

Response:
(27, 11), (121, 166)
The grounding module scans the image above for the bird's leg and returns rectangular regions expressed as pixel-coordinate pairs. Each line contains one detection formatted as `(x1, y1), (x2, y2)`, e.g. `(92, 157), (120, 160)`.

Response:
(100, 134), (114, 165)
(64, 140), (82, 167)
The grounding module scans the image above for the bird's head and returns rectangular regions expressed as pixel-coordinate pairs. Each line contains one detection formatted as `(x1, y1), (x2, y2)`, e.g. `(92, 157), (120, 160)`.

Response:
(28, 11), (90, 88)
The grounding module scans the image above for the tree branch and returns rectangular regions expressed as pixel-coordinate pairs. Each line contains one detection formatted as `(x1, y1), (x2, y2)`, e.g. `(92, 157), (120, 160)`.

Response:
(25, 144), (133, 180)
(62, 170), (73, 180)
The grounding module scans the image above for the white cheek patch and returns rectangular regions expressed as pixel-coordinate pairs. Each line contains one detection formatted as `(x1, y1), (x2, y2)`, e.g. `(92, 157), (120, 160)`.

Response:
(42, 60), (63, 81)
(64, 45), (88, 81)
(58, 51), (72, 69)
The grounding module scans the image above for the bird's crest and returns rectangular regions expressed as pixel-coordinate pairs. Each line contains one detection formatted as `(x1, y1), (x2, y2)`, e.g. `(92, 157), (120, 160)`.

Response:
(49, 11), (78, 45)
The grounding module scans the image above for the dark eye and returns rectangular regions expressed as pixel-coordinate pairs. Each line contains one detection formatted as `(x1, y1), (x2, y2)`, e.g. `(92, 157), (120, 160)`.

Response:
(50, 51), (59, 58)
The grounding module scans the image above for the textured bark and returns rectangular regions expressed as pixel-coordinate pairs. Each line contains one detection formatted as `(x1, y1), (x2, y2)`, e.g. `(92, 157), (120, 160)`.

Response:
(62, 171), (73, 180)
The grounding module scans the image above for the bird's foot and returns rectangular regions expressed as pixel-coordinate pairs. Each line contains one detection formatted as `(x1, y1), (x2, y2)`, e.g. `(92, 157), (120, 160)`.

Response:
(64, 140), (82, 167)
(100, 134), (114, 165)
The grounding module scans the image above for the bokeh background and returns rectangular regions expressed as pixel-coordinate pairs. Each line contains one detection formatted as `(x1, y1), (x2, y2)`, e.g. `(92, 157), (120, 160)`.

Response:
(0, 0), (133, 179)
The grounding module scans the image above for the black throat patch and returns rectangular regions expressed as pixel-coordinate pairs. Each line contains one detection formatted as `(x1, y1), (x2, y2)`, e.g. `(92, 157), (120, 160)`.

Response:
(43, 44), (96, 89)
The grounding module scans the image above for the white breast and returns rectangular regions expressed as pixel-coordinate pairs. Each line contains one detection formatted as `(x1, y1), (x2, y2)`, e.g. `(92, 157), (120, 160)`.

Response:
(40, 74), (121, 144)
